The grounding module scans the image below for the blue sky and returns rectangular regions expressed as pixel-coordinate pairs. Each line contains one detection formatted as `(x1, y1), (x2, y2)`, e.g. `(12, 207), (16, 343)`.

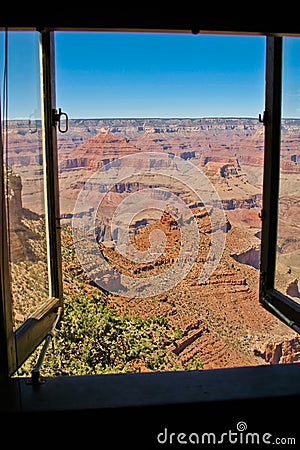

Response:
(55, 32), (265, 119)
(1, 31), (300, 119)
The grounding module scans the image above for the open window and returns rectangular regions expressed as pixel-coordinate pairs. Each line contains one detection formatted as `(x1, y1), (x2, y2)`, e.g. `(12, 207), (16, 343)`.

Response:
(259, 36), (300, 332)
(1, 29), (299, 378)
(0, 30), (63, 376)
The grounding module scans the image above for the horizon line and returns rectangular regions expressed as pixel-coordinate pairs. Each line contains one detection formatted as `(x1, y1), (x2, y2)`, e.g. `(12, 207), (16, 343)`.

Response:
(7, 116), (300, 122)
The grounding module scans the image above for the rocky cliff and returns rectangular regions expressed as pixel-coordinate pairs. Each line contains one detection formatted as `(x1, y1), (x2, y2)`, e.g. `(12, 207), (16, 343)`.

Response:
(4, 165), (39, 262)
(264, 336), (300, 364)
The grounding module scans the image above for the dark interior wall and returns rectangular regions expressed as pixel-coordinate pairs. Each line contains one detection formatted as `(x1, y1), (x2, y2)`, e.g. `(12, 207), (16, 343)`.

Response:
(1, 9), (300, 35)
(2, 395), (300, 448)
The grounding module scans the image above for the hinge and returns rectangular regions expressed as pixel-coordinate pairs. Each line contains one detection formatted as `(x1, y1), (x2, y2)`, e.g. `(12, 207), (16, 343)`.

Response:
(258, 111), (268, 126)
(259, 271), (268, 304)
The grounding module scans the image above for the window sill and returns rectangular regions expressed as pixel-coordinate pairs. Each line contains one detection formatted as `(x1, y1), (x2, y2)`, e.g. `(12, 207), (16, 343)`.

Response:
(1, 362), (300, 413)
(1, 363), (300, 446)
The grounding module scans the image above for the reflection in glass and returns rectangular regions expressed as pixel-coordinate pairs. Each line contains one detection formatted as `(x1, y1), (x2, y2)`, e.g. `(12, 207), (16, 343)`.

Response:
(276, 37), (300, 305)
(1, 31), (49, 330)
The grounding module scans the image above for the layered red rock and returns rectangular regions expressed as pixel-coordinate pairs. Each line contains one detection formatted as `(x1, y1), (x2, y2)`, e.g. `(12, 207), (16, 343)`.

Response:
(59, 131), (139, 172)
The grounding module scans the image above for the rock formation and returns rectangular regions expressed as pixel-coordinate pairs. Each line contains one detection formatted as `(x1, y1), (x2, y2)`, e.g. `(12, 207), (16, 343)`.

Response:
(264, 337), (300, 364)
(4, 165), (38, 262)
(286, 278), (300, 298)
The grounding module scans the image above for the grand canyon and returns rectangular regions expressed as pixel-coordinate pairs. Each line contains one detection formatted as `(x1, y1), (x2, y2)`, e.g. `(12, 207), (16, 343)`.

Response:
(5, 117), (300, 371)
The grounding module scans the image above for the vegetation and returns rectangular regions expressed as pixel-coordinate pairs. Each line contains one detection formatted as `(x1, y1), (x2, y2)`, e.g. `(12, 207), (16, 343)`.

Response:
(18, 291), (182, 376)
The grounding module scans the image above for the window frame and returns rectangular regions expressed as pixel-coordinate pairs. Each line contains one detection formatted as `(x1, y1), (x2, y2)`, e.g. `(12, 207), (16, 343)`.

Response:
(259, 36), (300, 332)
(0, 29), (63, 376)
(0, 30), (300, 377)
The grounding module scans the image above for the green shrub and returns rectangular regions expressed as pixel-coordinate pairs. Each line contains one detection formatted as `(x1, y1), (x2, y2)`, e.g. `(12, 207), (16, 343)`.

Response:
(18, 291), (183, 376)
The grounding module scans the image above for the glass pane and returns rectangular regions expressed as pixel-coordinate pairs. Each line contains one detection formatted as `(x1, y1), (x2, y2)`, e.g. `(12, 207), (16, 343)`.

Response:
(1, 31), (49, 330)
(276, 37), (300, 306)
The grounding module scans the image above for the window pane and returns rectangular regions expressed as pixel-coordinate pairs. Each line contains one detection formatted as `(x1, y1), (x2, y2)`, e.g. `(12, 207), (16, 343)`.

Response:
(276, 37), (300, 306)
(1, 31), (49, 330)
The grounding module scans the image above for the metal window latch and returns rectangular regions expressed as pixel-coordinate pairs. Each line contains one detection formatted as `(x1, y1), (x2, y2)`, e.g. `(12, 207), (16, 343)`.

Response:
(26, 307), (62, 386)
(53, 108), (69, 133)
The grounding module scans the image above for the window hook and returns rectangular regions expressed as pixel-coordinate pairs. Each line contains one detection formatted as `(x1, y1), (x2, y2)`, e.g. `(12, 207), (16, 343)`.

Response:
(28, 112), (38, 133)
(53, 108), (69, 133)
(258, 111), (268, 126)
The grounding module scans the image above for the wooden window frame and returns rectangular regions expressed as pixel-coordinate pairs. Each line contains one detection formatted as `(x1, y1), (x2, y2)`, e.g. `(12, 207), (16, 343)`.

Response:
(259, 36), (300, 332)
(0, 29), (62, 376)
